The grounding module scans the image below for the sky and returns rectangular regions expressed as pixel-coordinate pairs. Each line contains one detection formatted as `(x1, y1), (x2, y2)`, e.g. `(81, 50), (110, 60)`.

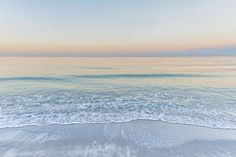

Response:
(0, 0), (236, 56)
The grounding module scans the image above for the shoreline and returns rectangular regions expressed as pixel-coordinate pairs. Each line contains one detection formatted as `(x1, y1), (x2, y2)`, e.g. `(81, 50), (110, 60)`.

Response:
(1, 119), (236, 130)
(1, 120), (236, 157)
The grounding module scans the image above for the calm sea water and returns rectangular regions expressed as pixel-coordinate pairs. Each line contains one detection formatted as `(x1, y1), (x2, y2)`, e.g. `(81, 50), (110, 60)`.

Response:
(0, 57), (236, 129)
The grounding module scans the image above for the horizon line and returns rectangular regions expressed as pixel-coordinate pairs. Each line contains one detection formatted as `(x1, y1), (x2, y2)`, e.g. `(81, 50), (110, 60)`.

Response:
(0, 44), (235, 57)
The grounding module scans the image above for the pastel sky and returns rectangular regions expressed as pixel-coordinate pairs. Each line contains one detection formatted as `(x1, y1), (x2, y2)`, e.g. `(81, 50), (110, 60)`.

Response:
(0, 0), (236, 56)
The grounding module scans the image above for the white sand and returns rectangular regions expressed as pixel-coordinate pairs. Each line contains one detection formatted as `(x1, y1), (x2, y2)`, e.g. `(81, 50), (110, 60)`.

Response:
(0, 120), (236, 157)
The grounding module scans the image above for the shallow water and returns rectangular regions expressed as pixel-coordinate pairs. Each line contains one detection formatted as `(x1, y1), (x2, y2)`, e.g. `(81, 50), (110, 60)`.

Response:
(1, 120), (236, 157)
(0, 57), (236, 129)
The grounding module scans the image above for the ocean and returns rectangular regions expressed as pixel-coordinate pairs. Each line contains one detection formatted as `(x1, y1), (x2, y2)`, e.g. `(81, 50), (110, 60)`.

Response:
(0, 57), (236, 129)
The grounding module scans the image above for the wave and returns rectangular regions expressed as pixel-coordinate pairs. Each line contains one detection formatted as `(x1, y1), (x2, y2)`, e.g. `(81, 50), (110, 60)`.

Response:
(0, 89), (235, 129)
(71, 73), (208, 79)
(1, 111), (236, 130)
(0, 73), (212, 82)
(0, 76), (66, 82)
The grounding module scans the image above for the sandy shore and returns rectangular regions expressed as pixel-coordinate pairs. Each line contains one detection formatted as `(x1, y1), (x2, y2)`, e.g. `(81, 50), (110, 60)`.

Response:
(0, 120), (236, 157)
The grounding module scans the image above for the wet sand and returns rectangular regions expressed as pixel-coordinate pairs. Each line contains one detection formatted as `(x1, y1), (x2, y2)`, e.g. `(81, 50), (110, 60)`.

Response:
(0, 120), (236, 157)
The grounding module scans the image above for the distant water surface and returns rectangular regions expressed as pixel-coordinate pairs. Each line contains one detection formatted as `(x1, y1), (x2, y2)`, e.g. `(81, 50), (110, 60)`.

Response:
(0, 57), (236, 129)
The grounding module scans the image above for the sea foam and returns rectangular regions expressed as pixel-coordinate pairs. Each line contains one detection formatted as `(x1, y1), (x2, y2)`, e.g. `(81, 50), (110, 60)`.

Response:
(0, 88), (235, 129)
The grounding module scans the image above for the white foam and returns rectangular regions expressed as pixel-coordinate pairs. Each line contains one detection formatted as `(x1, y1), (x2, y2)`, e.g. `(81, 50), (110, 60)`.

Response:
(0, 89), (236, 129)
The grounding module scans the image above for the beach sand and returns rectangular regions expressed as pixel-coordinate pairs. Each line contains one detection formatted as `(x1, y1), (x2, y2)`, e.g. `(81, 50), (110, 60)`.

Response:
(0, 120), (236, 157)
